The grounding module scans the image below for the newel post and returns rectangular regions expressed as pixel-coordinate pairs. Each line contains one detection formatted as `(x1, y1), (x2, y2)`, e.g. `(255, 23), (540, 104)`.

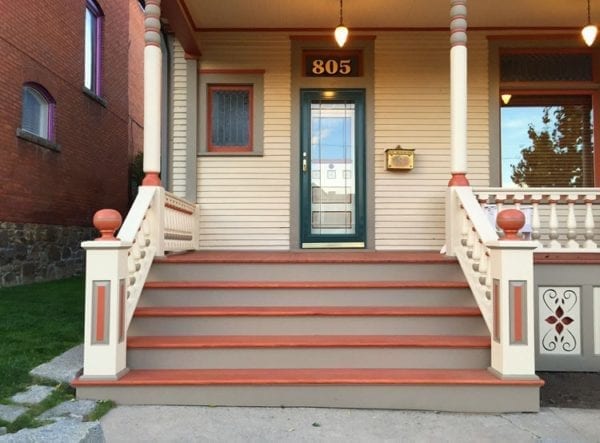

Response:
(80, 209), (131, 380)
(487, 209), (538, 378)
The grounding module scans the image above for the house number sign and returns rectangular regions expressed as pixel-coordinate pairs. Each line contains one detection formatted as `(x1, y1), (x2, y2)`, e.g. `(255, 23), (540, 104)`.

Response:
(303, 50), (362, 77)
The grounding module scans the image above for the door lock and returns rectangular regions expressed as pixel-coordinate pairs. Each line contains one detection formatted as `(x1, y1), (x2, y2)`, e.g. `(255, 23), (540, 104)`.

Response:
(302, 152), (308, 172)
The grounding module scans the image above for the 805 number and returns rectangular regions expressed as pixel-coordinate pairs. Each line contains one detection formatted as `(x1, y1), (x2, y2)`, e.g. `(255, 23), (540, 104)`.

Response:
(311, 59), (352, 75)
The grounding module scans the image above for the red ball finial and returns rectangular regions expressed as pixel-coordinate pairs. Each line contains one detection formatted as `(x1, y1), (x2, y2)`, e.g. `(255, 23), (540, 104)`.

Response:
(93, 209), (122, 241)
(497, 209), (525, 241)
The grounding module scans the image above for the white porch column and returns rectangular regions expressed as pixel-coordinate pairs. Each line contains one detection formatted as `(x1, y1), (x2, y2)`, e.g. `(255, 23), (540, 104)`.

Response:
(142, 0), (162, 186)
(449, 0), (469, 186)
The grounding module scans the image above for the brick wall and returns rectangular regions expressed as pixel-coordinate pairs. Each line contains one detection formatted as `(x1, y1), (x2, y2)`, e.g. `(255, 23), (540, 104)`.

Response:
(0, 0), (144, 285)
(0, 0), (136, 226)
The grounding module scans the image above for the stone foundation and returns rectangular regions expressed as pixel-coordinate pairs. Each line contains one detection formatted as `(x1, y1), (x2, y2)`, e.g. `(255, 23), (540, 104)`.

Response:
(0, 222), (96, 287)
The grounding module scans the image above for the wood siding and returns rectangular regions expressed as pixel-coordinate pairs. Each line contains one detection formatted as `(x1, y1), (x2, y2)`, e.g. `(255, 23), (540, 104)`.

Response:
(374, 33), (489, 250)
(170, 32), (491, 250)
(196, 34), (291, 249)
(170, 40), (189, 197)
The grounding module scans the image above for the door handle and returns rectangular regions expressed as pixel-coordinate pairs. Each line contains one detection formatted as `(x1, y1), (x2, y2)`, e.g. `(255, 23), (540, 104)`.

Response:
(302, 158), (307, 172)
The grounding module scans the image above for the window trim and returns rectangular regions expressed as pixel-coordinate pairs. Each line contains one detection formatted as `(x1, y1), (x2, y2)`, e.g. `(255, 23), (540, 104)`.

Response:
(20, 82), (56, 143)
(207, 84), (254, 152)
(198, 71), (264, 157)
(84, 0), (104, 96)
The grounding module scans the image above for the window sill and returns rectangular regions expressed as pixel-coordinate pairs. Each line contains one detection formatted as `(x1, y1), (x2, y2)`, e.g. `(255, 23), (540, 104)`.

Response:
(16, 129), (60, 152)
(82, 87), (107, 107)
(198, 151), (264, 157)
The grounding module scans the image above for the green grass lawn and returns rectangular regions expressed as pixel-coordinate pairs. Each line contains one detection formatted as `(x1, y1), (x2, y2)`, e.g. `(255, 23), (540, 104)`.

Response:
(0, 277), (84, 401)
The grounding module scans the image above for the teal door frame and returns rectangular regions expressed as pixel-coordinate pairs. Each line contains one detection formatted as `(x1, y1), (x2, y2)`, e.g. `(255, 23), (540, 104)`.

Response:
(300, 89), (366, 247)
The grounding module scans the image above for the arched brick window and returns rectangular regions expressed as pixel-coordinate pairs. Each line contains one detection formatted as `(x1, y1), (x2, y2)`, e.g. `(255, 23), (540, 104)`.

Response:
(21, 83), (56, 141)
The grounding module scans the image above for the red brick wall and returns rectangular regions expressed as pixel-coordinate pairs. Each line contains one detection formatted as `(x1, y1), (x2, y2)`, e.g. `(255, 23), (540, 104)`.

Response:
(0, 0), (142, 227)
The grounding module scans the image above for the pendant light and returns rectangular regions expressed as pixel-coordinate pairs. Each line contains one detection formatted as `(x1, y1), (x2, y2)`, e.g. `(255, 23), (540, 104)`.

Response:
(335, 0), (349, 47)
(582, 0), (598, 46)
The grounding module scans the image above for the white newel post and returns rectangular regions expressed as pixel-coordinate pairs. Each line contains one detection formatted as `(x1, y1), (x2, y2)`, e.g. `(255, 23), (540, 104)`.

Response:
(81, 210), (131, 379)
(445, 0), (469, 255)
(142, 0), (162, 187)
(487, 209), (538, 377)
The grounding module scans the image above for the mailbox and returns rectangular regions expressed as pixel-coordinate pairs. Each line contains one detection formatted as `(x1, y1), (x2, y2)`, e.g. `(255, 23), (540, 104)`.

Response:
(385, 146), (414, 170)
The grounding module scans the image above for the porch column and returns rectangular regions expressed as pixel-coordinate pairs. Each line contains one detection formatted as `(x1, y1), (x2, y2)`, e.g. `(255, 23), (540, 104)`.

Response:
(142, 0), (162, 186)
(449, 0), (469, 186)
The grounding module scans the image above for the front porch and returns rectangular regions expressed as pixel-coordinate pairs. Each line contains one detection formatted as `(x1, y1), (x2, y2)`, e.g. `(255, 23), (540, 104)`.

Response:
(72, 0), (600, 410)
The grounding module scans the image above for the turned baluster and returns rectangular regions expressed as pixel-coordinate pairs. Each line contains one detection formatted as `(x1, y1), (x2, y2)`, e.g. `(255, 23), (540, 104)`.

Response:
(466, 222), (476, 258)
(495, 193), (506, 230)
(584, 195), (597, 249)
(530, 194), (542, 246)
(548, 194), (561, 249)
(566, 194), (580, 249)
(460, 208), (470, 246)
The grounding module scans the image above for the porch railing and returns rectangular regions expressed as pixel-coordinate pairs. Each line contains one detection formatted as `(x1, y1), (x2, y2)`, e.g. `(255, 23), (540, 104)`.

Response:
(447, 186), (538, 377)
(474, 188), (600, 251)
(80, 186), (198, 379)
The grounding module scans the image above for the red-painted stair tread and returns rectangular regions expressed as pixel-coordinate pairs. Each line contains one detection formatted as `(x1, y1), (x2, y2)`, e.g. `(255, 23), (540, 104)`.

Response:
(127, 334), (491, 349)
(133, 306), (482, 317)
(73, 368), (543, 387)
(144, 280), (469, 289)
(155, 250), (459, 264)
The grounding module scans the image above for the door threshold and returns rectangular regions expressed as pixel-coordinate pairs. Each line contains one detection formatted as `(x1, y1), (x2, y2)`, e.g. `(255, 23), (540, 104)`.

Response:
(302, 242), (365, 249)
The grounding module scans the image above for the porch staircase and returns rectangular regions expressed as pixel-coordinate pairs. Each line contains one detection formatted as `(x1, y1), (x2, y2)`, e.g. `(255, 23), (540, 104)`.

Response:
(74, 251), (542, 412)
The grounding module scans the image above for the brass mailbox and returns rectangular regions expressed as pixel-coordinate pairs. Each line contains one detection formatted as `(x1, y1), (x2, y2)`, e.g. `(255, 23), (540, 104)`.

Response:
(385, 146), (414, 170)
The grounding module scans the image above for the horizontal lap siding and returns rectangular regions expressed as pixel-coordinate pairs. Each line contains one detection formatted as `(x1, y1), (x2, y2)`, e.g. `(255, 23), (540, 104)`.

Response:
(196, 34), (291, 250)
(374, 33), (489, 250)
(171, 41), (188, 196)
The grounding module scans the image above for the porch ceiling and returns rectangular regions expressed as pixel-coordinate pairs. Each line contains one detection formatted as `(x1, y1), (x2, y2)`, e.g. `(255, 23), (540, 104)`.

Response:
(179, 0), (587, 30)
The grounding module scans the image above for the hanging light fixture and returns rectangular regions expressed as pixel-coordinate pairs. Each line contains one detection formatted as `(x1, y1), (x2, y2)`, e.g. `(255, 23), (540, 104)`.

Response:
(501, 93), (512, 105)
(582, 0), (598, 46)
(334, 0), (349, 47)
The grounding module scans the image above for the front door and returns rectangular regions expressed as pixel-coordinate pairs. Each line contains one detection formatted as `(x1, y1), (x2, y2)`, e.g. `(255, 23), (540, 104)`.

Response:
(300, 89), (366, 248)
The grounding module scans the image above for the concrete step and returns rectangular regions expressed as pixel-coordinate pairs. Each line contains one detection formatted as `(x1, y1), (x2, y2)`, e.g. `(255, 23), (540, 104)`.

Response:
(128, 306), (488, 336)
(73, 368), (543, 412)
(127, 335), (491, 369)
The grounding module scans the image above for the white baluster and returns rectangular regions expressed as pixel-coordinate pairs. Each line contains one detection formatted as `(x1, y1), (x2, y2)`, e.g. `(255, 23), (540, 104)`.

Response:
(584, 195), (597, 249)
(460, 209), (469, 246)
(531, 195), (542, 246)
(548, 194), (561, 249)
(566, 194), (580, 249)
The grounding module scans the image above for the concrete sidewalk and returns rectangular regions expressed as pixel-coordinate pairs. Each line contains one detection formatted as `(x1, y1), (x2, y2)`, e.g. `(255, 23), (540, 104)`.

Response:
(101, 405), (600, 442)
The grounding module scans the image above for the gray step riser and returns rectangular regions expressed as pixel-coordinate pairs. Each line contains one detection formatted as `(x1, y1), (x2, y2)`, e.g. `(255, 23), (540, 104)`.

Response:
(148, 263), (465, 282)
(128, 316), (488, 336)
(139, 288), (476, 308)
(127, 348), (490, 370)
(76, 385), (540, 412)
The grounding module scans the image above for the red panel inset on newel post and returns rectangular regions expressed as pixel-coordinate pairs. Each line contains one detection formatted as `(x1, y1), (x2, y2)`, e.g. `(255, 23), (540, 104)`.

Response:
(95, 284), (106, 343)
(93, 209), (122, 241)
(497, 209), (525, 240)
(447, 173), (470, 187)
(142, 172), (161, 186)
(513, 284), (523, 343)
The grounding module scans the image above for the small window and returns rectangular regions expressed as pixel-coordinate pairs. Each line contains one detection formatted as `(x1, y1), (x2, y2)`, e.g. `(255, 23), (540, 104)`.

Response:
(199, 71), (264, 156)
(84, 0), (103, 95)
(20, 83), (55, 141)
(207, 85), (253, 152)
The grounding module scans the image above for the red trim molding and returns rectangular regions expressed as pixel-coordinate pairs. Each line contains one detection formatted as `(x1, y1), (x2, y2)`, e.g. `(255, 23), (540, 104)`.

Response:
(142, 172), (161, 186)
(199, 69), (266, 75)
(448, 173), (470, 187)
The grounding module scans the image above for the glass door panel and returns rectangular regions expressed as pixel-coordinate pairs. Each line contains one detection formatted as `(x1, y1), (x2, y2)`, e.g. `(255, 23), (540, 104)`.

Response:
(300, 89), (365, 247)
